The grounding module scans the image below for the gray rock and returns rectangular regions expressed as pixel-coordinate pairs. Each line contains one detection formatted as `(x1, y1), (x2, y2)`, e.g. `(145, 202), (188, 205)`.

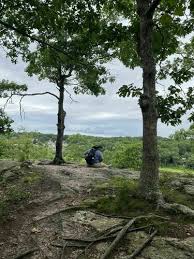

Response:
(170, 179), (183, 188)
(124, 233), (194, 259)
(184, 185), (194, 195)
(3, 171), (16, 180)
(37, 160), (52, 165)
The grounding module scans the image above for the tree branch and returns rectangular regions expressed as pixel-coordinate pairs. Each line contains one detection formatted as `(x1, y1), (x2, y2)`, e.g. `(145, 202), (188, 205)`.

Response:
(100, 218), (136, 259)
(12, 91), (59, 100)
(0, 19), (85, 67)
(3, 91), (59, 118)
(146, 0), (161, 17)
(65, 68), (73, 78)
(126, 229), (158, 259)
(64, 88), (78, 103)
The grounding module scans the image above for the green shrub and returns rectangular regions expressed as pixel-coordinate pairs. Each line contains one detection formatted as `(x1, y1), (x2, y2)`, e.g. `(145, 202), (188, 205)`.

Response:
(109, 142), (142, 170)
(0, 132), (54, 161)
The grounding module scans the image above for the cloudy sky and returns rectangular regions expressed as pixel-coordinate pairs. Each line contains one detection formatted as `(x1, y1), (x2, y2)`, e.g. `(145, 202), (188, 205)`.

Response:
(0, 50), (191, 137)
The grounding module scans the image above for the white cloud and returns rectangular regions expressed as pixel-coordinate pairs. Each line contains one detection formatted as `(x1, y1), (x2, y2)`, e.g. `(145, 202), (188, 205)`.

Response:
(0, 51), (191, 137)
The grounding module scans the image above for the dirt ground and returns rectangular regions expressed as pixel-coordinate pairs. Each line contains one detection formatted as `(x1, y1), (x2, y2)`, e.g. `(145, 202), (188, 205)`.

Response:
(0, 161), (194, 259)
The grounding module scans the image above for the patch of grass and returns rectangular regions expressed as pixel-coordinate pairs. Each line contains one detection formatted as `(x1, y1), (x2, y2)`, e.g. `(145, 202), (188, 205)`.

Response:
(92, 176), (194, 239)
(160, 167), (194, 176)
(93, 177), (154, 216)
(6, 185), (31, 202)
(22, 172), (42, 185)
(0, 171), (42, 222)
(0, 185), (31, 222)
(162, 186), (194, 210)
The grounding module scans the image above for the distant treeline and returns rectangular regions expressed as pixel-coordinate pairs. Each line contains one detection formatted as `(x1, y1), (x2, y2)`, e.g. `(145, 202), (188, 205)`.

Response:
(0, 125), (194, 170)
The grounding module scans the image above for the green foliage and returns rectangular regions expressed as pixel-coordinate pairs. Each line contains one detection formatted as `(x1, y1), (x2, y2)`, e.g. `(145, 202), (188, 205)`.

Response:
(0, 132), (54, 161)
(109, 141), (142, 170)
(0, 109), (13, 134)
(0, 126), (194, 171)
(0, 80), (27, 135)
(0, 183), (31, 221)
(0, 80), (27, 98)
(0, 169), (42, 221)
(94, 177), (153, 216)
(93, 175), (194, 233)
(22, 172), (42, 185)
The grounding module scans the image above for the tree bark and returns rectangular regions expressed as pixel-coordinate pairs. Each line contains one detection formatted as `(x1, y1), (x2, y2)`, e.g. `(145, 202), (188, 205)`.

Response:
(137, 0), (160, 200)
(53, 85), (66, 165)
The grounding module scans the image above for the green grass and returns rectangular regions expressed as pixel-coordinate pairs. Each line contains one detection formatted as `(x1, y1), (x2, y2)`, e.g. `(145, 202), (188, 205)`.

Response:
(0, 170), (42, 222)
(160, 166), (194, 175)
(91, 175), (194, 238)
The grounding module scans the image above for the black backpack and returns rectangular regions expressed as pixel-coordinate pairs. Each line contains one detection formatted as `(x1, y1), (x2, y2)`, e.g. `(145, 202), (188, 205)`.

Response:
(85, 148), (96, 165)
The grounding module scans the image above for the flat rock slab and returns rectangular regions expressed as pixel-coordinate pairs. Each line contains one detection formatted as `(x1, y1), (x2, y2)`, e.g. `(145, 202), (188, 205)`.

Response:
(0, 161), (194, 259)
(184, 185), (194, 195)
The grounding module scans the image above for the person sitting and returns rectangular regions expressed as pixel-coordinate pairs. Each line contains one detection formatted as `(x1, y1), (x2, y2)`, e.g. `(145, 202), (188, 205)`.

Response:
(84, 145), (103, 167)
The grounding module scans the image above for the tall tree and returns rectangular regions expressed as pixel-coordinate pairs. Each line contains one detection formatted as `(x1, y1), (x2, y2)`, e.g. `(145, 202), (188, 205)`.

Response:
(105, 0), (194, 200)
(135, 0), (161, 199)
(25, 47), (110, 164)
(1, 1), (112, 164)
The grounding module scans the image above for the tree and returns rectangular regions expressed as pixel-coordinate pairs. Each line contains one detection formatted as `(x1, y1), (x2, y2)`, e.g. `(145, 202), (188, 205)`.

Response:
(1, 1), (112, 164)
(104, 0), (194, 200)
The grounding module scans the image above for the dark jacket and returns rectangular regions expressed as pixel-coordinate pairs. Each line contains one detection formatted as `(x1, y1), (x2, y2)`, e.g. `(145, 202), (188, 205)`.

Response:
(84, 148), (103, 164)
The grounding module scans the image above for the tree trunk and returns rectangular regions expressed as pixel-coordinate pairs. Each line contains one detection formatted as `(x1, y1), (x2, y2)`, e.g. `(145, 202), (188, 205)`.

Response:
(53, 85), (66, 165)
(137, 0), (160, 200)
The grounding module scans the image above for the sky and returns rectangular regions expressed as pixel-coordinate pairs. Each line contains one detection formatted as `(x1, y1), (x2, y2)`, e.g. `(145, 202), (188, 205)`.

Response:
(0, 50), (191, 138)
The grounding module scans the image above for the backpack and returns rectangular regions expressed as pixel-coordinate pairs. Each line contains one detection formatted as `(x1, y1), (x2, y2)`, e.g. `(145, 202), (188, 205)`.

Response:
(85, 148), (96, 165)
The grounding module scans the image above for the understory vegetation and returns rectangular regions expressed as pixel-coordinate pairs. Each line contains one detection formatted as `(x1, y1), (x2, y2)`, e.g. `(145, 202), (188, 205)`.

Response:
(0, 165), (42, 221)
(89, 175), (194, 238)
(0, 125), (194, 172)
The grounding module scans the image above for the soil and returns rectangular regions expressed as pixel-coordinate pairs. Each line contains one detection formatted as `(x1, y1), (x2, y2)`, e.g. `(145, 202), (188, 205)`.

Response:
(0, 161), (194, 259)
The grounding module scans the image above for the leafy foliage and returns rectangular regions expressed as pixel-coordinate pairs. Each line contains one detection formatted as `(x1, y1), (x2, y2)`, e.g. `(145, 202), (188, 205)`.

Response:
(0, 132), (54, 161)
(1, 126), (194, 170)
(0, 80), (27, 134)
(0, 109), (13, 134)
(0, 80), (27, 98)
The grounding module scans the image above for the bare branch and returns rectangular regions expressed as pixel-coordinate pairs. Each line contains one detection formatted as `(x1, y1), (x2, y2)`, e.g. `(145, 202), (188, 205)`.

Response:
(3, 93), (13, 109)
(3, 91), (59, 118)
(64, 88), (78, 103)
(146, 0), (161, 17)
(12, 91), (59, 100)
(64, 67), (73, 78)
(19, 95), (25, 118)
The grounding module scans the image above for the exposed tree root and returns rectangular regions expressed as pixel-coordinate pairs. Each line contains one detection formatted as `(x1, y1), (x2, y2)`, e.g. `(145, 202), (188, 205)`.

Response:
(33, 206), (89, 222)
(52, 243), (87, 248)
(100, 214), (167, 259)
(0, 165), (18, 173)
(51, 213), (168, 258)
(158, 198), (194, 218)
(90, 210), (133, 219)
(100, 218), (137, 259)
(14, 248), (39, 259)
(52, 157), (65, 165)
(30, 235), (50, 259)
(126, 229), (158, 259)
(60, 241), (67, 259)
(62, 225), (151, 244)
(90, 210), (169, 221)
